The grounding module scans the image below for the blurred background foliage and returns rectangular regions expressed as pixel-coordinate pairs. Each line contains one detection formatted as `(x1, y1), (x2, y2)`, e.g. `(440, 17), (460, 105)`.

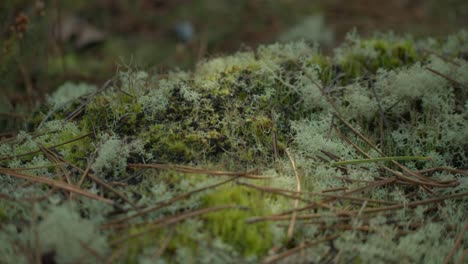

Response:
(1, 0), (467, 133)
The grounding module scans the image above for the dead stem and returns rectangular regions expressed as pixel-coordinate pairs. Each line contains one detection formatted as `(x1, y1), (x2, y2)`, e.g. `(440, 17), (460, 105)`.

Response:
(0, 132), (92, 162)
(353, 192), (468, 215)
(236, 181), (313, 204)
(55, 155), (139, 211)
(0, 168), (114, 205)
(104, 177), (237, 227)
(128, 163), (274, 179)
(426, 67), (468, 89)
(261, 234), (339, 264)
(443, 222), (468, 264)
(152, 227), (174, 261)
(455, 249), (468, 264)
(416, 167), (468, 177)
(285, 149), (300, 239)
(247, 213), (351, 224)
(104, 243), (127, 264)
(111, 205), (247, 246)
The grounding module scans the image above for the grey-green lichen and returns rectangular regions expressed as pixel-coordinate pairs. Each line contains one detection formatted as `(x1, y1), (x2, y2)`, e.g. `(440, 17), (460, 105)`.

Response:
(47, 81), (97, 110)
(0, 30), (467, 263)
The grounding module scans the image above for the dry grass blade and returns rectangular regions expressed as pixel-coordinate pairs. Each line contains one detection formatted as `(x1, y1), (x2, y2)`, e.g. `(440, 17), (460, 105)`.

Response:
(128, 163), (273, 179)
(0, 168), (114, 205)
(262, 234), (339, 264)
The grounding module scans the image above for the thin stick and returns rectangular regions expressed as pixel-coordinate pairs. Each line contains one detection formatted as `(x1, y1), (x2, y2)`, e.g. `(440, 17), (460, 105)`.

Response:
(455, 249), (468, 264)
(426, 67), (468, 89)
(236, 181), (313, 204)
(111, 205), (246, 245)
(152, 227), (174, 261)
(331, 156), (431, 166)
(105, 243), (127, 264)
(417, 167), (468, 177)
(0, 168), (114, 205)
(104, 177), (236, 226)
(128, 163), (273, 179)
(355, 192), (468, 215)
(238, 181), (396, 206)
(7, 163), (66, 171)
(286, 149), (301, 239)
(262, 234), (339, 264)
(55, 155), (139, 211)
(0, 133), (92, 162)
(443, 222), (468, 264)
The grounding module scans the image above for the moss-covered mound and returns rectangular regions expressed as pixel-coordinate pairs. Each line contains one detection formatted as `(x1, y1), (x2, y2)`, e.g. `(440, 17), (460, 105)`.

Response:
(0, 31), (467, 263)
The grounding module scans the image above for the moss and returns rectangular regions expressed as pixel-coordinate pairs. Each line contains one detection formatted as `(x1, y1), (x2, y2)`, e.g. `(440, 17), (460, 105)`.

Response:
(2, 30), (468, 263)
(201, 185), (274, 257)
(335, 34), (419, 81)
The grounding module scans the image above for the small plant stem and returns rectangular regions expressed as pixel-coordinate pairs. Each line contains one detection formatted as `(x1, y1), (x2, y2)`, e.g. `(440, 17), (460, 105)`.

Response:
(331, 156), (431, 166)
(286, 149), (301, 239)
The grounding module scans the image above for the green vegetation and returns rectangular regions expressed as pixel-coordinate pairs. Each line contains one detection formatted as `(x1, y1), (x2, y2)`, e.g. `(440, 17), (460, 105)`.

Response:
(0, 30), (467, 263)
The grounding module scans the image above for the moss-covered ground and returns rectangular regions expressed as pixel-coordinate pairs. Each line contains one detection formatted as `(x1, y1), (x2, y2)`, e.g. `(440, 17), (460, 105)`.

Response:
(0, 29), (467, 263)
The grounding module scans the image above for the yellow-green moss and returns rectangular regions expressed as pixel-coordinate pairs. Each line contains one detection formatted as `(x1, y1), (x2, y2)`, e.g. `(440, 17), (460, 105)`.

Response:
(201, 185), (274, 256)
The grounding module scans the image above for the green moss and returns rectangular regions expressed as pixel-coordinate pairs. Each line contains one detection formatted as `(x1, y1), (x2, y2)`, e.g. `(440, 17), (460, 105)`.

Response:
(3, 30), (468, 263)
(201, 185), (274, 257)
(336, 34), (419, 81)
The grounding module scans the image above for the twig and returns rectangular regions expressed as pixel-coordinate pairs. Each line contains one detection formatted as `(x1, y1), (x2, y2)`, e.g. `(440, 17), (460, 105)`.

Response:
(127, 163), (273, 179)
(238, 181), (396, 206)
(152, 227), (174, 261)
(0, 133), (92, 162)
(247, 213), (351, 224)
(444, 222), (468, 264)
(0, 168), (114, 205)
(286, 149), (301, 239)
(331, 156), (431, 166)
(111, 205), (247, 245)
(426, 67), (468, 89)
(455, 249), (468, 264)
(271, 109), (279, 161)
(416, 167), (468, 177)
(261, 234), (339, 264)
(55, 155), (139, 211)
(236, 181), (313, 204)
(104, 177), (237, 227)
(105, 243), (127, 264)
(421, 48), (461, 67)
(354, 192), (468, 215)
